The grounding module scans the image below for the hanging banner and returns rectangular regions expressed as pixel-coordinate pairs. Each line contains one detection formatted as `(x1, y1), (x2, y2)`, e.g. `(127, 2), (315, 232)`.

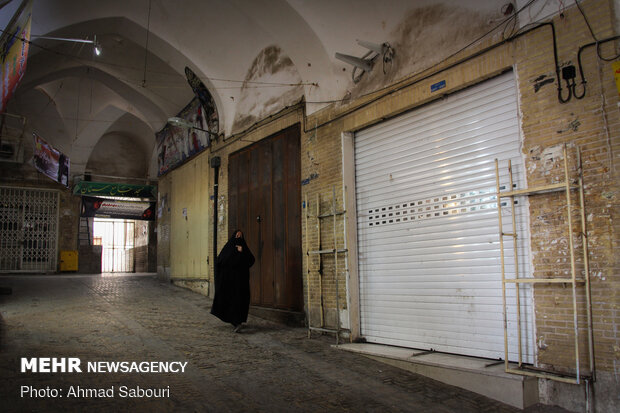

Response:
(185, 66), (219, 134)
(156, 98), (212, 176)
(73, 181), (156, 199)
(81, 196), (156, 221)
(0, 0), (32, 114)
(32, 132), (70, 187)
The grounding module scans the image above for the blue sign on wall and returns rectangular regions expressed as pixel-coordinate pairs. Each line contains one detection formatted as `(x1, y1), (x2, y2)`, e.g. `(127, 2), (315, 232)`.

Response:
(431, 80), (446, 93)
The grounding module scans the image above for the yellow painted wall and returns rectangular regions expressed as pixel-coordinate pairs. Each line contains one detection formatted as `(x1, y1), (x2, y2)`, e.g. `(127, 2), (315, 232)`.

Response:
(156, 175), (172, 278)
(169, 153), (211, 280)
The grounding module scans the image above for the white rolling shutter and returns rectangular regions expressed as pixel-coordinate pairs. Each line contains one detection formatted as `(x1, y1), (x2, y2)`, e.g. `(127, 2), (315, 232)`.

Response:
(355, 72), (534, 362)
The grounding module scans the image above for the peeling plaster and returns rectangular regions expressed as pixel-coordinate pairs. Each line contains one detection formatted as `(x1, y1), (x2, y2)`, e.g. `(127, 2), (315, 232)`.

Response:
(232, 46), (304, 133)
(344, 4), (500, 101)
(217, 195), (226, 231)
(528, 143), (576, 181)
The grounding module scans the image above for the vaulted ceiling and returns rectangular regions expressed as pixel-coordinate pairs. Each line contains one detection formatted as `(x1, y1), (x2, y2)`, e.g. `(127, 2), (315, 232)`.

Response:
(1, 0), (533, 181)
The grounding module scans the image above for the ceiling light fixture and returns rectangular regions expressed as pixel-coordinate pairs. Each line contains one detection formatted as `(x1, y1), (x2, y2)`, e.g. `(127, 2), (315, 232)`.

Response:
(31, 34), (102, 56)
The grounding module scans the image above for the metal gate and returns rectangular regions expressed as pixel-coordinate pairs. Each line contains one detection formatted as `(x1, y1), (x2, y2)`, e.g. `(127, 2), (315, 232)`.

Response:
(0, 186), (59, 272)
(93, 219), (135, 273)
(355, 72), (534, 362)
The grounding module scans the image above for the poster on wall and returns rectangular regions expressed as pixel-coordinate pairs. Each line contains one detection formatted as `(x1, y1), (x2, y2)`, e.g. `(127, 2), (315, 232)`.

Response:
(156, 97), (214, 176)
(81, 196), (156, 221)
(32, 132), (70, 187)
(0, 0), (32, 114)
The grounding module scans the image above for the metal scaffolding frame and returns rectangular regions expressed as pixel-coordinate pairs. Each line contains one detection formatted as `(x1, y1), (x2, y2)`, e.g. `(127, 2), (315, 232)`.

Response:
(494, 144), (595, 385)
(305, 185), (348, 343)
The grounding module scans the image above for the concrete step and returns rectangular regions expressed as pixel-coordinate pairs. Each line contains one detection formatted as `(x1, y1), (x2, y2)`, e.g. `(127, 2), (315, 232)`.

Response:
(335, 343), (538, 409)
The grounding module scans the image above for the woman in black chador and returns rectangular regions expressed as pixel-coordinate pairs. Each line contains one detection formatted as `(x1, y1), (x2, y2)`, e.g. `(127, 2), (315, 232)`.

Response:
(210, 229), (255, 332)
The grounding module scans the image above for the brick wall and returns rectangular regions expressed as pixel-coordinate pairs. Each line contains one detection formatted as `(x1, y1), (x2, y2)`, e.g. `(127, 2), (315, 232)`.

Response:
(515, 0), (619, 378)
(57, 189), (81, 252)
(77, 245), (102, 274)
(302, 0), (619, 379)
(195, 0), (618, 373)
(161, 1), (618, 409)
(134, 245), (149, 272)
(301, 117), (348, 328)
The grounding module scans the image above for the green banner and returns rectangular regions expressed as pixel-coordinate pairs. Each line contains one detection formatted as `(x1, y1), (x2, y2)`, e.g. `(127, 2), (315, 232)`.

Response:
(73, 181), (156, 199)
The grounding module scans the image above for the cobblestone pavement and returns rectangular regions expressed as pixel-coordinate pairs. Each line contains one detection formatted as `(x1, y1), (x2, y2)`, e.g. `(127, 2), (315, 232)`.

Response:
(0, 274), (570, 412)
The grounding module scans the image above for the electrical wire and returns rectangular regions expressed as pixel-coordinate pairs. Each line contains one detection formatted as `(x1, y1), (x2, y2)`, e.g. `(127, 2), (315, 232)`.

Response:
(306, 0), (540, 105)
(575, 0), (597, 41)
(502, 11), (518, 40)
(36, 81), (63, 115)
(595, 41), (620, 62)
(575, 0), (620, 61)
(0, 27), (319, 89)
(4, 0), (610, 133)
(303, 17), (564, 132)
(210, 78), (316, 86)
(142, 0), (152, 87)
(573, 35), (620, 99)
(0, 26), (319, 128)
(5, 0), (534, 110)
(565, 0), (620, 101)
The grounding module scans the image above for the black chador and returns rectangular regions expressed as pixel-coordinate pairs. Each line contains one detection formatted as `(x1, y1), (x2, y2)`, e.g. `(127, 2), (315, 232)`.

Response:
(210, 230), (255, 330)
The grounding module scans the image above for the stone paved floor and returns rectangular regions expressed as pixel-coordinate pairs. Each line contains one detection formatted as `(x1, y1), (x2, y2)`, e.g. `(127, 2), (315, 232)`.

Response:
(0, 274), (570, 412)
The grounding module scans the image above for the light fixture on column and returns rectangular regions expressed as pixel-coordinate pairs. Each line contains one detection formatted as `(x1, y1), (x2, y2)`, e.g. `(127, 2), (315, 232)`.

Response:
(167, 117), (219, 142)
(335, 39), (394, 82)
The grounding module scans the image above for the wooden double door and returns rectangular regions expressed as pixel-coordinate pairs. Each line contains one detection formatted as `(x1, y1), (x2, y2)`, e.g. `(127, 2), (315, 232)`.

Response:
(228, 125), (302, 311)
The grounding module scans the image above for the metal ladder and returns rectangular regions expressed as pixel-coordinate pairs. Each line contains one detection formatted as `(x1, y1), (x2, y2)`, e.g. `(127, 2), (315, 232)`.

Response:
(494, 144), (595, 385)
(305, 185), (348, 343)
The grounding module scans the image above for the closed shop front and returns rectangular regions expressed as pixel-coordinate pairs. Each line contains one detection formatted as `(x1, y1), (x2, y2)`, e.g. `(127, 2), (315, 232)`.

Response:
(0, 187), (59, 272)
(355, 72), (534, 362)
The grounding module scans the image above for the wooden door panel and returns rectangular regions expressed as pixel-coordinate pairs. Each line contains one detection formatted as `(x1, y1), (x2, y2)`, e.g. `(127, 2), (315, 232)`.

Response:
(228, 155), (239, 232)
(228, 124), (302, 311)
(248, 148), (261, 304)
(236, 150), (249, 235)
(271, 136), (286, 307)
(258, 140), (274, 305)
(285, 128), (302, 310)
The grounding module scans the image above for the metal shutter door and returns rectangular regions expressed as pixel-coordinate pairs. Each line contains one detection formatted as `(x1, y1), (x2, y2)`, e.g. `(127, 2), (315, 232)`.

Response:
(355, 72), (533, 362)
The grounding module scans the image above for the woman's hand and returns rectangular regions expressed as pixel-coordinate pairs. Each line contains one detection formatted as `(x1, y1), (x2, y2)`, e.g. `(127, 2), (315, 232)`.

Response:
(236, 245), (243, 252)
